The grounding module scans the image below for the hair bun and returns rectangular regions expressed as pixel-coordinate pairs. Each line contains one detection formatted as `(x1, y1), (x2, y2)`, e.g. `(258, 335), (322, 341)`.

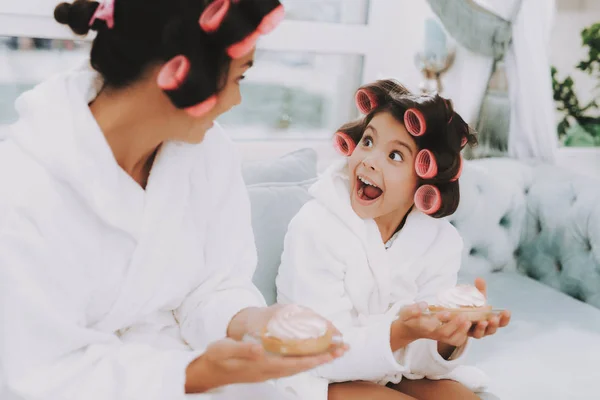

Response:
(54, 0), (99, 36)
(54, 2), (72, 25)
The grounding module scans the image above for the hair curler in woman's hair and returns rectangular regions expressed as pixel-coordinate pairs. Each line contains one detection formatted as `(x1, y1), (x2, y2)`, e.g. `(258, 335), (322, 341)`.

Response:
(414, 184), (442, 215)
(199, 0), (284, 59)
(89, 0), (115, 29)
(199, 0), (230, 33)
(404, 108), (427, 137)
(333, 132), (356, 156)
(449, 156), (463, 182)
(355, 88), (378, 114)
(414, 149), (438, 179)
(157, 55), (218, 117)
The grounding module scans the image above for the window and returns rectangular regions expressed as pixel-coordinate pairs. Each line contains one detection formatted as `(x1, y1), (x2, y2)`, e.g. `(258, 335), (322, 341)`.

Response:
(0, 37), (89, 131)
(0, 0), (396, 141)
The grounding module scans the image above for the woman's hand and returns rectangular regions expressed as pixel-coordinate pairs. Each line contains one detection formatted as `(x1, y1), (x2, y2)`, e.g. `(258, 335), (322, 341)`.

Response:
(390, 303), (471, 351)
(185, 338), (346, 394)
(469, 278), (511, 339)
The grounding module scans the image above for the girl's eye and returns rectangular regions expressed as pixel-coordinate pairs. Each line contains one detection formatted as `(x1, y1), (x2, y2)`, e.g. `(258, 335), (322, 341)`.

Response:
(362, 136), (373, 147)
(389, 151), (403, 162)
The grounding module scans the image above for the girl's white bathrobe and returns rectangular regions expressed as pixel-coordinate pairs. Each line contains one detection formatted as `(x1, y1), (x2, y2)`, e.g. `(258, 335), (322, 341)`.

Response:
(275, 162), (488, 399)
(0, 66), (267, 399)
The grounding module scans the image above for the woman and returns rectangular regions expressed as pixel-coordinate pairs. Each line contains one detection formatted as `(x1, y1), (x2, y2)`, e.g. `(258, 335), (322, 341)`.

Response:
(276, 80), (511, 399)
(0, 1), (344, 399)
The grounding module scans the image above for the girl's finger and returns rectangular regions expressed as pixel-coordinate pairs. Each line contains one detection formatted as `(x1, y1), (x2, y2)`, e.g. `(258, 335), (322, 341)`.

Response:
(470, 321), (487, 339)
(436, 314), (466, 338)
(474, 278), (487, 298)
(484, 317), (500, 336)
(499, 310), (511, 327)
(447, 321), (471, 346)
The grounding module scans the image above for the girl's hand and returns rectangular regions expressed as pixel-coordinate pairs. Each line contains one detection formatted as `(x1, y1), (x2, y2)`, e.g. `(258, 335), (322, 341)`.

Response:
(469, 278), (511, 339)
(185, 338), (346, 394)
(391, 303), (471, 351)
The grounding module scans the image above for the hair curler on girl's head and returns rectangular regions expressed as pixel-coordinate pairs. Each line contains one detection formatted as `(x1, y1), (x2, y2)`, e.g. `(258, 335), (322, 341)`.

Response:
(404, 108), (427, 137)
(414, 184), (442, 215)
(333, 131), (356, 156)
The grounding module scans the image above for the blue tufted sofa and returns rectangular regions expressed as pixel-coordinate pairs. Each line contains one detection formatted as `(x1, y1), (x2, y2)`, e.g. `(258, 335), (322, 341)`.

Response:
(243, 149), (600, 400)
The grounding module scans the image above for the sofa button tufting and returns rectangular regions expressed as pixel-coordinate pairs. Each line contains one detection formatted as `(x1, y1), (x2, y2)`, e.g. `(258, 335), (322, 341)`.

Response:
(556, 260), (563, 272)
(585, 239), (592, 252)
(469, 248), (477, 256)
(500, 215), (510, 228)
(536, 220), (542, 234)
(524, 187), (530, 195)
(514, 247), (522, 257)
(571, 196), (577, 205)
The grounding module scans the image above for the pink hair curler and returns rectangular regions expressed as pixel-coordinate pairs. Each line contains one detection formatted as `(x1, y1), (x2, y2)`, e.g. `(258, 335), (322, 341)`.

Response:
(227, 30), (261, 59)
(157, 55), (190, 91)
(257, 4), (285, 34)
(414, 184), (442, 215)
(89, 0), (115, 29)
(444, 98), (454, 125)
(185, 95), (218, 117)
(404, 108), (426, 137)
(460, 136), (468, 148)
(355, 89), (377, 114)
(158, 55), (218, 118)
(333, 132), (356, 156)
(450, 156), (463, 182)
(200, 0), (230, 33)
(414, 149), (438, 179)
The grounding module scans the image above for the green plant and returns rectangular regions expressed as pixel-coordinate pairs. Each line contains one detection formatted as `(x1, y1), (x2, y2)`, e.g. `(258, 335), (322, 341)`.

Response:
(551, 22), (600, 146)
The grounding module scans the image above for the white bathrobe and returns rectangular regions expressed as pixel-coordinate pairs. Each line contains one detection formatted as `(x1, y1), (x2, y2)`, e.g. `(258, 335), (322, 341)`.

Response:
(0, 66), (269, 399)
(275, 161), (488, 399)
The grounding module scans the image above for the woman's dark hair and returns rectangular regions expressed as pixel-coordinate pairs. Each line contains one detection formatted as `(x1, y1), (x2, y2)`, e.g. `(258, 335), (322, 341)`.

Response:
(54, 0), (278, 110)
(337, 79), (478, 219)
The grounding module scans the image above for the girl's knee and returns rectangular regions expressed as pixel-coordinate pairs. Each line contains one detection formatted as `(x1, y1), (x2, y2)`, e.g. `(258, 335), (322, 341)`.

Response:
(392, 378), (479, 400)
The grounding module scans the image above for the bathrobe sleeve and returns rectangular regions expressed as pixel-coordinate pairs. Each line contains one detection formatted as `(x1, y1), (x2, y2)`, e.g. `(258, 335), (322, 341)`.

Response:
(175, 135), (266, 350)
(0, 213), (201, 400)
(276, 206), (405, 383)
(397, 224), (470, 380)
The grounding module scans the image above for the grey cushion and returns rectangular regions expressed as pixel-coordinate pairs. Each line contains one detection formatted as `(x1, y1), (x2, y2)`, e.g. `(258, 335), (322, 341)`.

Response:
(242, 148), (318, 186)
(248, 180), (316, 305)
(241, 148), (319, 305)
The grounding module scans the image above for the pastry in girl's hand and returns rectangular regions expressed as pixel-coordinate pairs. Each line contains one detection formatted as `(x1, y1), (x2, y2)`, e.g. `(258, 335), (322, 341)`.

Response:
(261, 304), (335, 356)
(428, 284), (493, 322)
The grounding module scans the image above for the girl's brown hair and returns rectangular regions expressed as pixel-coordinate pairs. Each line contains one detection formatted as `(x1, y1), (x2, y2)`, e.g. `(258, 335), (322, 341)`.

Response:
(337, 79), (477, 218)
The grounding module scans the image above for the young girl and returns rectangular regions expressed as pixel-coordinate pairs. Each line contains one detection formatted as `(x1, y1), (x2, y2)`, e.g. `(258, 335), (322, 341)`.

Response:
(276, 80), (511, 400)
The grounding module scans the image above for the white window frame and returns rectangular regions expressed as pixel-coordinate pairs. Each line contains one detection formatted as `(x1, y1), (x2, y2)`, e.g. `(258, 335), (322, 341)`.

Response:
(0, 0), (396, 158)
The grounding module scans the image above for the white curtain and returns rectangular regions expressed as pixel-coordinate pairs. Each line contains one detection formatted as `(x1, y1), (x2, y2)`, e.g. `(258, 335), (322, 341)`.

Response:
(477, 0), (558, 162)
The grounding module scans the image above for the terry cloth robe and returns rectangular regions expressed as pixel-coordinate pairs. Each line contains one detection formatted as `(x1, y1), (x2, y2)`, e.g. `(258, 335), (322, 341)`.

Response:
(275, 161), (489, 399)
(0, 64), (269, 399)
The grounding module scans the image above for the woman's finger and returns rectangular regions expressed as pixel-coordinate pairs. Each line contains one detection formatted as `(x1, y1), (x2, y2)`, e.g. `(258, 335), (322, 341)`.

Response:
(398, 303), (426, 322)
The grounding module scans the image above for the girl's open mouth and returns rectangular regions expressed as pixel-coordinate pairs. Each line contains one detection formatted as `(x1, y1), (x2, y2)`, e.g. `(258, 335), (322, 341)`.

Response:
(356, 175), (383, 204)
